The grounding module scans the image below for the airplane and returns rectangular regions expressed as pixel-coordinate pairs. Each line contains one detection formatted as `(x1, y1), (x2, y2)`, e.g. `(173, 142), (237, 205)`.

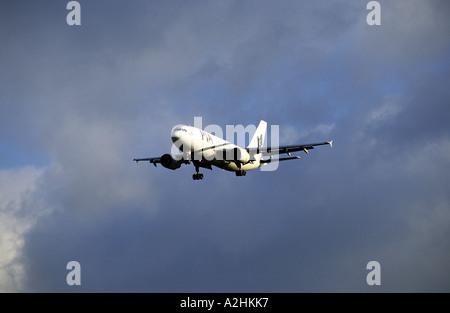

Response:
(133, 120), (332, 180)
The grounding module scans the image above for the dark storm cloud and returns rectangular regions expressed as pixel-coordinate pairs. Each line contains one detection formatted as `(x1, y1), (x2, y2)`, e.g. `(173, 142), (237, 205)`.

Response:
(1, 0), (449, 292)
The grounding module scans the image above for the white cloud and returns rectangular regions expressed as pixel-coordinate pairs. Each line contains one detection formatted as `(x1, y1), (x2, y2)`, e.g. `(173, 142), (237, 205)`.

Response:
(0, 166), (48, 292)
(280, 123), (335, 145)
(42, 114), (158, 218)
(366, 94), (403, 124)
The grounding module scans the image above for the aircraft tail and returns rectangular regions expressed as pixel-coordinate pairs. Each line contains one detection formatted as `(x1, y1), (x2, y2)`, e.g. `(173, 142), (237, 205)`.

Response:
(247, 120), (267, 149)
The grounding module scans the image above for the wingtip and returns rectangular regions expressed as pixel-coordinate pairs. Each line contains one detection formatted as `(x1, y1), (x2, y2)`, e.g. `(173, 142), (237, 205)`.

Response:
(328, 140), (333, 147)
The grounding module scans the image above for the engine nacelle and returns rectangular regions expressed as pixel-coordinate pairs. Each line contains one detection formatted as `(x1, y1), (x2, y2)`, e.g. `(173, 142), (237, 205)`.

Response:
(160, 154), (182, 170)
(221, 147), (250, 164)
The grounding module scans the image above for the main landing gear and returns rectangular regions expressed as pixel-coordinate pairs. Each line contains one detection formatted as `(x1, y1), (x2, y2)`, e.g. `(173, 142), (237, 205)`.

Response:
(235, 170), (247, 177)
(193, 173), (204, 180)
(193, 164), (204, 180)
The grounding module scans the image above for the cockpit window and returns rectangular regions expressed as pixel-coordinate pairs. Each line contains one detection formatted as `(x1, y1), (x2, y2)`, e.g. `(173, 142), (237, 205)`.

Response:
(174, 128), (187, 132)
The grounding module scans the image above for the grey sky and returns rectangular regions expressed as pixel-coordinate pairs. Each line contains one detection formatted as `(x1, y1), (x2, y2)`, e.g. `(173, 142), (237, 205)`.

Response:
(1, 0), (449, 292)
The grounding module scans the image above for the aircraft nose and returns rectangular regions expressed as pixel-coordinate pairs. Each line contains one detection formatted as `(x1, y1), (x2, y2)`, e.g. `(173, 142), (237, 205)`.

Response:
(171, 130), (181, 142)
(171, 125), (185, 144)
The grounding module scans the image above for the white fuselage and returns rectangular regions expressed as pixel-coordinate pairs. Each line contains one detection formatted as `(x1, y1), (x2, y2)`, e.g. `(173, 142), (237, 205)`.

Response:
(170, 124), (262, 172)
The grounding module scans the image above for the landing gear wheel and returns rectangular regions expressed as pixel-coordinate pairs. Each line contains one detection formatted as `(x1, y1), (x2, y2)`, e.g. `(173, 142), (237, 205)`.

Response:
(193, 173), (204, 180)
(235, 170), (247, 177)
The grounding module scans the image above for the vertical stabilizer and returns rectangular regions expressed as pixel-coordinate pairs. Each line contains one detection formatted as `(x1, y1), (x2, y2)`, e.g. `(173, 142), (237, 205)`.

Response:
(247, 120), (267, 149)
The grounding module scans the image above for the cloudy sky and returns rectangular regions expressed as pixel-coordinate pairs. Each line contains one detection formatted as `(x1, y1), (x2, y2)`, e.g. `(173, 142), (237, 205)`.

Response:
(1, 0), (449, 292)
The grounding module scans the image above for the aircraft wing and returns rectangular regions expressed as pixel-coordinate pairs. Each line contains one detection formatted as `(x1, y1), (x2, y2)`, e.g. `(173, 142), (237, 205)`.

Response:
(261, 141), (332, 156)
(133, 157), (161, 167)
(132, 143), (230, 167)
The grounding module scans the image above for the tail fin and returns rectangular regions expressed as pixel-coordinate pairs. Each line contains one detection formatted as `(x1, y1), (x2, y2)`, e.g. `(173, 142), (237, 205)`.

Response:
(247, 120), (267, 149)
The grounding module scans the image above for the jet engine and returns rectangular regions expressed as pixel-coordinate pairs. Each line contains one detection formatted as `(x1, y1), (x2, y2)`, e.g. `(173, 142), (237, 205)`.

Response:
(160, 154), (182, 170)
(221, 147), (250, 164)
